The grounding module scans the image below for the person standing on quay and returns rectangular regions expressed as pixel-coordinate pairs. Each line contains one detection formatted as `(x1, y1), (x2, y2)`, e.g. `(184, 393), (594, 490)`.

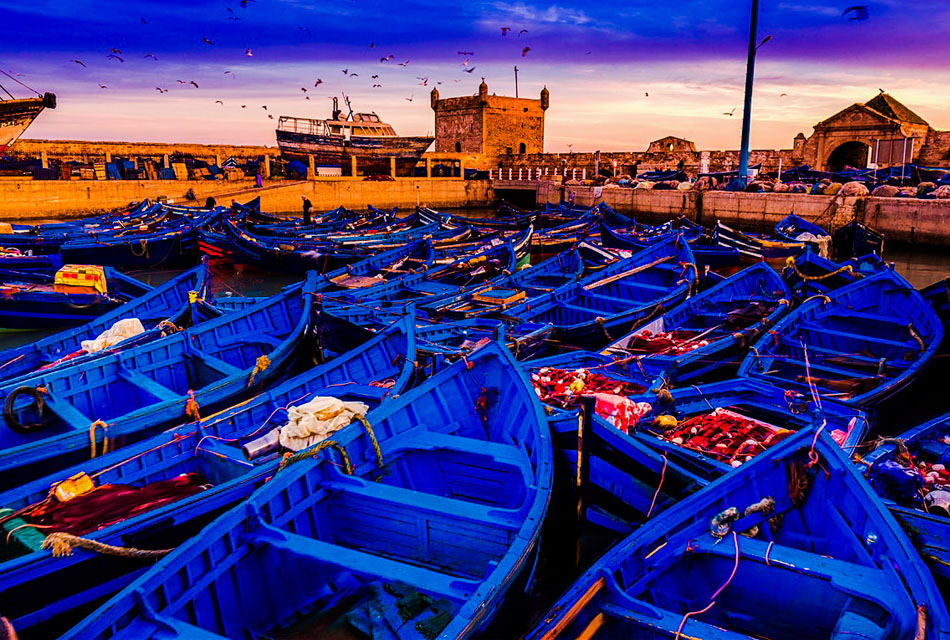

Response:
(255, 171), (263, 188)
(302, 196), (313, 225)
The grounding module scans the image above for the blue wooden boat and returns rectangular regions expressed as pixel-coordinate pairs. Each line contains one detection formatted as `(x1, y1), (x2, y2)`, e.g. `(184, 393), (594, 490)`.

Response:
(920, 275), (950, 349)
(504, 235), (698, 350)
(62, 340), (552, 640)
(602, 263), (791, 382)
(599, 219), (741, 270)
(414, 317), (555, 368)
(833, 219), (885, 259)
(628, 377), (869, 480)
(774, 212), (831, 256)
(319, 239), (436, 291)
(421, 248), (585, 320)
(222, 216), (469, 274)
(863, 412), (950, 580)
(782, 249), (886, 301)
(739, 269), (942, 406)
(321, 228), (530, 311)
(526, 427), (950, 640)
(0, 266), (152, 330)
(0, 316), (416, 638)
(59, 218), (211, 269)
(0, 273), (318, 490)
(714, 220), (806, 261)
(545, 408), (708, 536)
(0, 251), (61, 271)
(0, 263), (210, 383)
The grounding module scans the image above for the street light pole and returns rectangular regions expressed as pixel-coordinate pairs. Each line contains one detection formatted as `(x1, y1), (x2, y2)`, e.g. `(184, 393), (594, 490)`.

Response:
(737, 0), (760, 184)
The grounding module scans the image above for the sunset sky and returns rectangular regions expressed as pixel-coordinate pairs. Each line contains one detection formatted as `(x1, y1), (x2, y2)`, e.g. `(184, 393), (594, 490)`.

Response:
(2, 0), (948, 152)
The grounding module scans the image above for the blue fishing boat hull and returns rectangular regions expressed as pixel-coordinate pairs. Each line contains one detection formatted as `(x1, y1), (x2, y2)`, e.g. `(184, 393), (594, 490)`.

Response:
(63, 341), (552, 640)
(0, 317), (416, 638)
(527, 427), (950, 640)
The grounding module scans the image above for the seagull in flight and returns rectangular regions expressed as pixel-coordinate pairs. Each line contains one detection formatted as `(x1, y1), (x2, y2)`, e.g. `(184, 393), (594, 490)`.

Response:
(779, 92), (788, 97)
(245, 48), (253, 56)
(464, 66), (477, 73)
(380, 54), (394, 62)
(144, 53), (158, 61)
(842, 5), (869, 20)
(110, 48), (122, 55)
(155, 86), (168, 93)
(398, 59), (410, 67)
(373, 84), (382, 88)
(203, 37), (214, 45)
(70, 59), (87, 68)
(519, 29), (528, 36)
(107, 53), (125, 62)
(314, 78), (323, 86)
(723, 107), (737, 116)
(521, 46), (531, 57)
(190, 80), (199, 88)
(417, 76), (429, 86)
(371, 75), (378, 79)
(501, 27), (511, 35)
(98, 84), (108, 89)
(215, 100), (224, 104)
(405, 94), (414, 101)
(458, 51), (474, 56)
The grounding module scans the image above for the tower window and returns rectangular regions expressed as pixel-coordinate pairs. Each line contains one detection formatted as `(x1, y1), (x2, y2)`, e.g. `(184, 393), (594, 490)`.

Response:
(455, 141), (462, 153)
(519, 142), (526, 154)
(506, 147), (513, 155)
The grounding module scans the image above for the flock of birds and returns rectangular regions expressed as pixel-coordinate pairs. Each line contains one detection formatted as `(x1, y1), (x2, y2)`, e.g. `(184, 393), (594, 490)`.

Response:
(42, 2), (871, 124)
(58, 2), (540, 122)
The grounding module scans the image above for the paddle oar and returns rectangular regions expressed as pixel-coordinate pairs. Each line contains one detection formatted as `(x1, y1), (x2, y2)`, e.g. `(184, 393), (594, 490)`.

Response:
(582, 255), (675, 291)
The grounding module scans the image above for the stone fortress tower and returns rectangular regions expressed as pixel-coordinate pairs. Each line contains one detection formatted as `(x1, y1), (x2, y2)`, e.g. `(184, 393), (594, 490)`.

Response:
(430, 80), (548, 167)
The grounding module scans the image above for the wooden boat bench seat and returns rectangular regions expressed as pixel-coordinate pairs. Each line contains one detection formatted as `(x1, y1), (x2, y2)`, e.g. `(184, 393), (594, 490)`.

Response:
(116, 367), (180, 402)
(183, 347), (245, 378)
(798, 324), (917, 351)
(246, 521), (480, 600)
(777, 336), (911, 371)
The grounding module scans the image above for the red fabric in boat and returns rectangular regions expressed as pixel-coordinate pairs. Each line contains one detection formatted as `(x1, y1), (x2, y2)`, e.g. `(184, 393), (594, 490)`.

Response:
(26, 473), (206, 536)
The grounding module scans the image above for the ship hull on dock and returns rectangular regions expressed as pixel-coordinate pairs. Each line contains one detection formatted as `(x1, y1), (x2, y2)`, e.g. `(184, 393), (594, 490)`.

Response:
(0, 96), (52, 155)
(277, 129), (433, 176)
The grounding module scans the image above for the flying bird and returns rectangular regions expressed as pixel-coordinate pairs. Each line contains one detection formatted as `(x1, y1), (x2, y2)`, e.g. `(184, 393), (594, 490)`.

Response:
(305, 96), (310, 100)
(215, 100), (224, 104)
(177, 79), (187, 84)
(723, 107), (737, 116)
(398, 59), (410, 67)
(779, 92), (788, 97)
(644, 92), (649, 97)
(369, 42), (375, 48)
(519, 29), (528, 36)
(106, 54), (125, 62)
(405, 95), (413, 101)
(203, 37), (214, 45)
(110, 48), (122, 55)
(342, 68), (349, 74)
(350, 72), (359, 77)
(241, 104), (247, 108)
(98, 84), (108, 89)
(155, 86), (168, 93)
(458, 51), (474, 56)
(370, 75), (378, 79)
(268, 114), (274, 119)
(245, 48), (253, 56)
(842, 5), (869, 20)
(585, 51), (592, 55)
(240, 0), (253, 6)
(463, 66), (477, 73)
(417, 76), (429, 85)
(301, 87), (307, 92)
(314, 78), (323, 86)
(70, 59), (87, 68)
(144, 53), (158, 60)
(226, 7), (234, 13)
(501, 27), (511, 35)
(225, 70), (236, 78)
(190, 80), (199, 88)
(261, 105), (267, 110)
(373, 84), (382, 88)
(521, 46), (530, 56)
(380, 54), (394, 62)
(140, 17), (147, 24)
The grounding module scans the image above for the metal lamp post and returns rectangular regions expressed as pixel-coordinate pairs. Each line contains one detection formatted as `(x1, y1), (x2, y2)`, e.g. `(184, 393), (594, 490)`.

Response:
(737, 0), (761, 184)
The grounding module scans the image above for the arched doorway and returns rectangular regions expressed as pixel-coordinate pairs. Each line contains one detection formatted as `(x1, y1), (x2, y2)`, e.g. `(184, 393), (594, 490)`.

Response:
(827, 141), (869, 172)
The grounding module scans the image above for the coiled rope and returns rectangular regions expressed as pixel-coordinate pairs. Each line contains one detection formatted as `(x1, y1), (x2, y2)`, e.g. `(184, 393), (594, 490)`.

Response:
(42, 532), (172, 559)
